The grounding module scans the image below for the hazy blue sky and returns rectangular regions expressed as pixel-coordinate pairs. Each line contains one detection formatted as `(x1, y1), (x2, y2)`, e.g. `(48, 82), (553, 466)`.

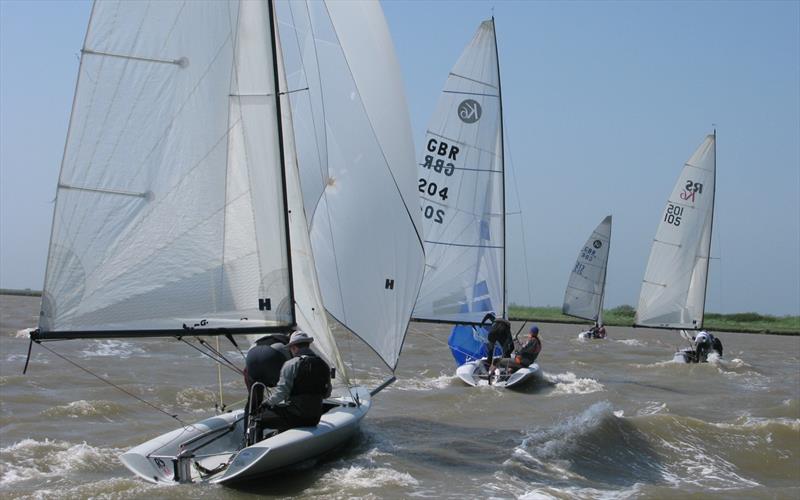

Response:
(1, 0), (798, 315)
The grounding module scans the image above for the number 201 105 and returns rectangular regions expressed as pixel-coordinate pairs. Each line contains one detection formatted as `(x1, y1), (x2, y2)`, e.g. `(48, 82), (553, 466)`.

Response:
(663, 203), (683, 226)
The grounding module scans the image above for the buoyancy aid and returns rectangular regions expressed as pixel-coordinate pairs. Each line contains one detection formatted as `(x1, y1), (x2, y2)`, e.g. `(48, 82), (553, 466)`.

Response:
(290, 354), (331, 397)
(514, 338), (541, 366)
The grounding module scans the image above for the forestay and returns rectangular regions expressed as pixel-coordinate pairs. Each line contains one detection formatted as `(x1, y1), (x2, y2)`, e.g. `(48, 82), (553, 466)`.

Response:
(39, 1), (293, 336)
(412, 20), (505, 325)
(277, 1), (424, 370)
(562, 216), (612, 323)
(635, 134), (716, 329)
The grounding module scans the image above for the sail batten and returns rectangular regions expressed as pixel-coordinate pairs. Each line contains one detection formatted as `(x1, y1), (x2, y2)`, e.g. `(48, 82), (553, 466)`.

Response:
(635, 135), (716, 330)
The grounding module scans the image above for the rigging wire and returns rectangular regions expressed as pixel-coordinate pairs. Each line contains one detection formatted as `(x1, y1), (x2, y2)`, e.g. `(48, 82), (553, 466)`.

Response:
(215, 336), (225, 412)
(504, 131), (534, 308)
(33, 341), (193, 427)
(178, 337), (243, 375)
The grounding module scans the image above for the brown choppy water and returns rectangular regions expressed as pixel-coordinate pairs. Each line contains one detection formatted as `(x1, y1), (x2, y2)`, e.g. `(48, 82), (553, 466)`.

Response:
(1, 294), (798, 499)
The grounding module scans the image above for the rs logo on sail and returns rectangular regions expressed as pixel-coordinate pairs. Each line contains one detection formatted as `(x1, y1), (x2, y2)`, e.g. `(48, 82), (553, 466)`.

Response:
(458, 99), (481, 123)
(680, 180), (703, 202)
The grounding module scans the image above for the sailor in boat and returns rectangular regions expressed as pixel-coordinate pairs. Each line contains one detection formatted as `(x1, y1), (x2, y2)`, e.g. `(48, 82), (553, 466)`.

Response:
(245, 334), (291, 391)
(255, 331), (332, 436)
(483, 313), (514, 370)
(245, 333), (291, 407)
(692, 330), (723, 362)
(587, 323), (607, 339)
(491, 325), (542, 375)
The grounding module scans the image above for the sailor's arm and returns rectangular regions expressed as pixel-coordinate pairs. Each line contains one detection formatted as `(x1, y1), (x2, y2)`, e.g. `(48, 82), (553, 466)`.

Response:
(264, 359), (297, 406)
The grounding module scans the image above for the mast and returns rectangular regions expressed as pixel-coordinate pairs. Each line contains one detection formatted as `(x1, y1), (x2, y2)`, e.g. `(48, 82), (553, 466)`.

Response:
(267, 0), (296, 327)
(492, 17), (507, 320)
(698, 129), (717, 329)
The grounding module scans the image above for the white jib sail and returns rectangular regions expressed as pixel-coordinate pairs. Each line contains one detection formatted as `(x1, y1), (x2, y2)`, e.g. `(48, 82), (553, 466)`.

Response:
(277, 0), (424, 370)
(411, 20), (505, 325)
(635, 134), (716, 329)
(274, 21), (346, 382)
(562, 215), (612, 323)
(40, 1), (293, 335)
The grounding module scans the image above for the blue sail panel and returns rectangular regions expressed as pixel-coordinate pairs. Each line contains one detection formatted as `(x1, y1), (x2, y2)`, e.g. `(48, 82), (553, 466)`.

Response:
(448, 324), (502, 366)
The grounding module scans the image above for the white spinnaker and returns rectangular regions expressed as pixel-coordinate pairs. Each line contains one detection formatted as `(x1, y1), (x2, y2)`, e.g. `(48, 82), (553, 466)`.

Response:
(635, 135), (716, 329)
(39, 0), (293, 335)
(278, 0), (424, 370)
(412, 20), (504, 324)
(562, 216), (612, 323)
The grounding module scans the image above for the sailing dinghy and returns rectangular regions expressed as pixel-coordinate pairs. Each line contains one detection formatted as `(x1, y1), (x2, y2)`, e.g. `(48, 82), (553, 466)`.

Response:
(410, 19), (539, 388)
(29, 0), (423, 484)
(634, 133), (718, 363)
(562, 216), (612, 340)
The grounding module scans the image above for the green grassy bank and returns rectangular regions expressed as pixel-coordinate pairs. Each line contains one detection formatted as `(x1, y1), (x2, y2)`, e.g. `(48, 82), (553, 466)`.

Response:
(509, 305), (800, 335)
(1, 290), (797, 335)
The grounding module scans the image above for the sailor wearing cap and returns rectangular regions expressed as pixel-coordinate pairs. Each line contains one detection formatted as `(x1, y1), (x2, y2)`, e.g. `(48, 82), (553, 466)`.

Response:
(258, 330), (332, 431)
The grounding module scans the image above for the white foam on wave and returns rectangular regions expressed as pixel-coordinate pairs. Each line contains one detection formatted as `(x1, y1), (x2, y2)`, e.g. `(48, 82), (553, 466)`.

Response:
(544, 372), (605, 396)
(323, 465), (419, 489)
(615, 339), (645, 346)
(711, 416), (800, 433)
(656, 421), (762, 490)
(394, 372), (456, 391)
(42, 400), (120, 419)
(81, 340), (145, 358)
(176, 387), (218, 412)
(519, 401), (617, 459)
(15, 327), (36, 338)
(519, 482), (645, 500)
(0, 438), (123, 486)
(637, 401), (669, 416)
(12, 477), (162, 500)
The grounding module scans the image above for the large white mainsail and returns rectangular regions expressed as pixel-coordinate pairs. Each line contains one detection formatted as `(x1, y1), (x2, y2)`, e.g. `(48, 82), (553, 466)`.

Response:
(635, 134), (716, 329)
(563, 215), (612, 324)
(411, 19), (505, 325)
(39, 0), (292, 336)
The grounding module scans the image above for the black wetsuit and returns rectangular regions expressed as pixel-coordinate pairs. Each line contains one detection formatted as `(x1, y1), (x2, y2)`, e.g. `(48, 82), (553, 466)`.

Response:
(486, 319), (513, 366)
(246, 342), (289, 388)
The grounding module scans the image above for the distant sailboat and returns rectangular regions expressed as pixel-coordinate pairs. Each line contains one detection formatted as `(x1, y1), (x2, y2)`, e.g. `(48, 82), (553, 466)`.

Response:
(635, 133), (719, 362)
(562, 216), (612, 340)
(410, 19), (539, 388)
(29, 0), (423, 484)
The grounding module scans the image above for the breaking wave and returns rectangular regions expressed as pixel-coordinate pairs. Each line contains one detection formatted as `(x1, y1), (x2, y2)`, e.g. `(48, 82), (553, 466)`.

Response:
(393, 371), (455, 391)
(41, 400), (123, 419)
(81, 340), (145, 359)
(0, 438), (123, 486)
(543, 371), (605, 396)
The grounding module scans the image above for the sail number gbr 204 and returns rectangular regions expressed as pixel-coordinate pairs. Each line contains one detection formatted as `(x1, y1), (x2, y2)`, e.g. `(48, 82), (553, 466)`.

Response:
(419, 138), (458, 224)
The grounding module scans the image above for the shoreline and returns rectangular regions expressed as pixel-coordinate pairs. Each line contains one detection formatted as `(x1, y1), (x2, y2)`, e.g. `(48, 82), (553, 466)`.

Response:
(2, 290), (797, 335)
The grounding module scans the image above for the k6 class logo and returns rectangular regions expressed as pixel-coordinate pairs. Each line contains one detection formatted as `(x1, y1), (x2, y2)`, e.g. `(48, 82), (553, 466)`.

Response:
(458, 99), (481, 123)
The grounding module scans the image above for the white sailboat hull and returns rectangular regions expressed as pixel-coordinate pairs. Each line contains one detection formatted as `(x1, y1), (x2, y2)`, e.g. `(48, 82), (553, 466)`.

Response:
(577, 330), (607, 340)
(455, 359), (541, 388)
(120, 386), (370, 485)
